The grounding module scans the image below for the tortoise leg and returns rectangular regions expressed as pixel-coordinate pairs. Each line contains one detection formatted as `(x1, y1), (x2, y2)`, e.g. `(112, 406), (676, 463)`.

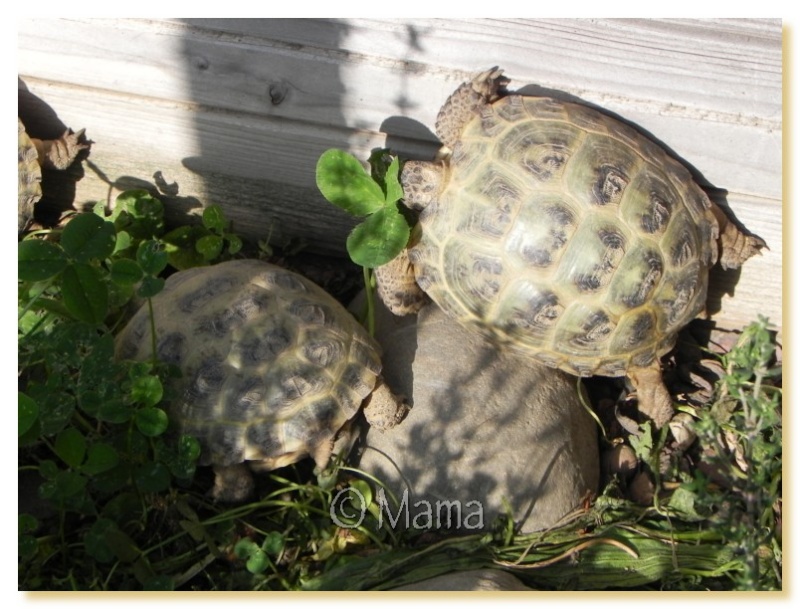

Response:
(32, 128), (89, 170)
(211, 463), (255, 502)
(435, 67), (509, 149)
(627, 361), (674, 428)
(374, 248), (429, 316)
(709, 203), (767, 270)
(363, 378), (409, 431)
(400, 159), (446, 211)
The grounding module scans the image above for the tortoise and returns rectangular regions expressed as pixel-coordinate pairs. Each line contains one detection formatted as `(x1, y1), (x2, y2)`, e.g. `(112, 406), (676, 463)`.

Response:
(18, 118), (87, 233)
(375, 67), (765, 427)
(115, 259), (408, 501)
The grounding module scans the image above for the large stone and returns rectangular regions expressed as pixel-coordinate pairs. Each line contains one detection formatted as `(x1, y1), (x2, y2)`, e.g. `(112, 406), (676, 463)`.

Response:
(354, 302), (599, 534)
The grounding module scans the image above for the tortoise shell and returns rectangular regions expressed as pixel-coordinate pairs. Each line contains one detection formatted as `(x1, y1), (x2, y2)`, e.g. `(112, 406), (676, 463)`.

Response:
(407, 94), (719, 377)
(115, 259), (382, 469)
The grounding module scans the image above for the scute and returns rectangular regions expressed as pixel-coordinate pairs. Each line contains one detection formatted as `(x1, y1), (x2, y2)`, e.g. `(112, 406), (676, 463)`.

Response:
(411, 93), (718, 375)
(114, 259), (382, 471)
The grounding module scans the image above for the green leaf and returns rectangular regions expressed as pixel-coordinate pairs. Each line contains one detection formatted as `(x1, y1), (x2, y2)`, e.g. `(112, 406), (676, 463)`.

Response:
(162, 224), (198, 250)
(18, 239), (68, 281)
(667, 486), (707, 521)
(131, 375), (164, 408)
(117, 189), (156, 214)
(100, 492), (143, 524)
(346, 205), (411, 268)
(178, 434), (201, 462)
(110, 258), (144, 286)
(384, 157), (404, 205)
(54, 427), (87, 469)
(38, 470), (87, 501)
(367, 148), (393, 192)
(316, 149), (385, 216)
(35, 390), (76, 435)
(39, 460), (59, 480)
(138, 275), (166, 298)
(262, 531), (285, 556)
(92, 200), (108, 218)
(60, 213), (116, 262)
(116, 190), (165, 238)
(349, 479), (374, 506)
(85, 518), (118, 563)
(196, 234), (223, 260)
(61, 263), (108, 324)
(92, 464), (132, 495)
(134, 462), (171, 493)
(136, 240), (168, 276)
(129, 360), (155, 378)
(246, 548), (270, 574)
(82, 443), (120, 476)
(107, 281), (135, 309)
(162, 225), (208, 270)
(157, 434), (200, 480)
(202, 205), (226, 232)
(103, 526), (141, 563)
(234, 538), (270, 574)
(19, 535), (38, 560)
(135, 407), (169, 437)
(19, 515), (40, 559)
(77, 332), (117, 381)
(78, 389), (106, 418)
(113, 230), (133, 255)
(81, 392), (132, 424)
(19, 514), (39, 535)
(226, 234), (243, 255)
(234, 538), (259, 559)
(629, 422), (654, 465)
(19, 392), (39, 437)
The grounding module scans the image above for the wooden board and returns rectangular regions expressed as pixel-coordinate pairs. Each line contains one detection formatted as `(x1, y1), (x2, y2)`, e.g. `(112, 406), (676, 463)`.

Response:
(17, 18), (782, 337)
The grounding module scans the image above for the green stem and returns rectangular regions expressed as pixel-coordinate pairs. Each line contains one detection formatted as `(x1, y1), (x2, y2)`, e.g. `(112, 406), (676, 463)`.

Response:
(363, 266), (375, 337)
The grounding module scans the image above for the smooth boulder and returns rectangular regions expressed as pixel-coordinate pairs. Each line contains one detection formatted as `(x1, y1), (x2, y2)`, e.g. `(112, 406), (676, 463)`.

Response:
(354, 301), (599, 534)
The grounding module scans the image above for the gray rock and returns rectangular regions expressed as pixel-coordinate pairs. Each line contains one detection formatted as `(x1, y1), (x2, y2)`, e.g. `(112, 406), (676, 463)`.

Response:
(391, 569), (533, 591)
(354, 302), (599, 534)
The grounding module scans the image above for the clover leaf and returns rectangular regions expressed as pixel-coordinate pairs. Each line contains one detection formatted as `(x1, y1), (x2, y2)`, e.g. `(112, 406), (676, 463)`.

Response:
(316, 149), (409, 268)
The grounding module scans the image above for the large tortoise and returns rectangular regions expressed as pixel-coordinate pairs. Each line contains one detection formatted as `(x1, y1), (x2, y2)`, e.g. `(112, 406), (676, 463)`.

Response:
(376, 68), (765, 427)
(116, 259), (407, 501)
(17, 118), (87, 233)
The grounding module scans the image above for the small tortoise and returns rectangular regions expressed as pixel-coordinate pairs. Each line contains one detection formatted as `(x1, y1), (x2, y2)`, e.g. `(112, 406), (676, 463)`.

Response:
(116, 259), (407, 501)
(17, 118), (87, 233)
(376, 68), (765, 427)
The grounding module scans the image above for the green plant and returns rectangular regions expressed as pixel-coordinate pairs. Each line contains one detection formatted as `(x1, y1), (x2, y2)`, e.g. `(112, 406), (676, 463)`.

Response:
(315, 149), (409, 269)
(680, 316), (782, 590)
(18, 178), (781, 591)
(17, 189), (409, 591)
(100, 189), (243, 271)
(316, 149), (412, 335)
(18, 191), (245, 589)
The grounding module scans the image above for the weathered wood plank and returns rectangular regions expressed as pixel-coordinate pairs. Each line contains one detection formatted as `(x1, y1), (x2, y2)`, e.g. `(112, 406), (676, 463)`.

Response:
(17, 18), (782, 335)
(18, 79), (358, 255)
(18, 18), (781, 197)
